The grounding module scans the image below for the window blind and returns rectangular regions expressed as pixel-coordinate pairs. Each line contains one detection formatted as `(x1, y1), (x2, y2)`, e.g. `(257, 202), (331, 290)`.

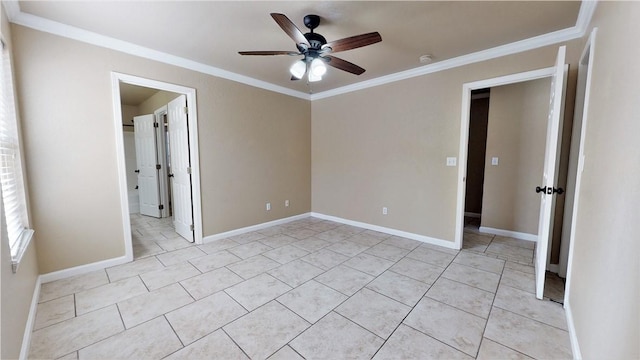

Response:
(0, 37), (33, 271)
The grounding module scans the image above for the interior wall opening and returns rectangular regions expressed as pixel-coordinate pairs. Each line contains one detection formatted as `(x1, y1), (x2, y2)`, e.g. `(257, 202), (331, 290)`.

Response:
(457, 64), (572, 303)
(121, 83), (195, 258)
(112, 73), (203, 264)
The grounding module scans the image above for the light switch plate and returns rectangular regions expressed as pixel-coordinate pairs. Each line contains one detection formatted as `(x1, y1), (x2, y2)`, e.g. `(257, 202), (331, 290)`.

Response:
(491, 157), (499, 166)
(446, 157), (457, 166)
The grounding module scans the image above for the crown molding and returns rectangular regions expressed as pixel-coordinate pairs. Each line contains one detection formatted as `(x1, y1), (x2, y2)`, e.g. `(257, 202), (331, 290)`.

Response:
(2, 1), (20, 21)
(7, 7), (311, 100)
(6, 1), (597, 102)
(575, 1), (598, 35)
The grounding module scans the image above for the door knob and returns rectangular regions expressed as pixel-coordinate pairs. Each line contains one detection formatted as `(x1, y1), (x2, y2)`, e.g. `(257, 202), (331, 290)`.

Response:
(537, 186), (564, 195)
(134, 169), (140, 173)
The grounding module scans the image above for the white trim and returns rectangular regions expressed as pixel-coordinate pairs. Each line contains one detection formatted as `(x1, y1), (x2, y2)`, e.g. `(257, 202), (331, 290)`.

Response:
(203, 213), (311, 243)
(11, 228), (34, 273)
(112, 72), (204, 245)
(7, 11), (310, 101)
(564, 28), (597, 308)
(18, 275), (40, 360)
(5, 2), (596, 101)
(311, 212), (458, 250)
(39, 255), (129, 283)
(310, 27), (579, 101)
(2, 1), (20, 21)
(464, 212), (481, 218)
(574, 1), (599, 36)
(478, 226), (537, 242)
(547, 263), (560, 274)
(455, 66), (556, 250)
(153, 105), (170, 219)
(564, 301), (583, 359)
(111, 74), (135, 262)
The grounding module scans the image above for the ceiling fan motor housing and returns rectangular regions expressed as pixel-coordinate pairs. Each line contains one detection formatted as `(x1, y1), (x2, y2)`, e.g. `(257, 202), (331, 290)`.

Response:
(305, 32), (327, 50)
(302, 15), (326, 50)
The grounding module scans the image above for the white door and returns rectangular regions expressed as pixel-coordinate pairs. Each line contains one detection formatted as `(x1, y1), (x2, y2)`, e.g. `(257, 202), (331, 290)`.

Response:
(134, 114), (161, 218)
(535, 46), (566, 299)
(167, 95), (194, 242)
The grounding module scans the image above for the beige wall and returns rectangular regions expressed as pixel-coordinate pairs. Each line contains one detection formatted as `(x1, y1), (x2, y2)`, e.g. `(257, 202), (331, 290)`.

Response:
(137, 90), (181, 116)
(481, 78), (550, 234)
(121, 104), (138, 131)
(0, 7), (39, 359)
(568, 2), (640, 359)
(312, 41), (580, 242)
(11, 25), (311, 273)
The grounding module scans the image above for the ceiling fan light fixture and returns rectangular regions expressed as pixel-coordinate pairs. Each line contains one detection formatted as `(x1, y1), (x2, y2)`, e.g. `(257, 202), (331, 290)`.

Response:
(308, 71), (322, 82)
(310, 58), (327, 77)
(289, 60), (306, 79)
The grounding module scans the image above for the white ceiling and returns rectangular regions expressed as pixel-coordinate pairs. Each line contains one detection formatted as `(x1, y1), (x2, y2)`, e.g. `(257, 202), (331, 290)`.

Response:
(12, 1), (583, 96)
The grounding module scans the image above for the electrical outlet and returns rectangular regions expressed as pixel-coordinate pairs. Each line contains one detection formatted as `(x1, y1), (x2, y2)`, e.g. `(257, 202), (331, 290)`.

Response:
(285, 200), (289, 207)
(446, 157), (457, 166)
(266, 202), (271, 211)
(382, 207), (388, 215)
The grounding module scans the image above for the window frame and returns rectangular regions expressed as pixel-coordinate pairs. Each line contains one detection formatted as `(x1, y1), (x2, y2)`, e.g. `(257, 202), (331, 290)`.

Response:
(0, 36), (34, 273)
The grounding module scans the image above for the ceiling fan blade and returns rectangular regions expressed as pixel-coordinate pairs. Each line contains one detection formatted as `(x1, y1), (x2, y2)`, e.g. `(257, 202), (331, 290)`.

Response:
(324, 55), (366, 75)
(238, 51), (299, 56)
(324, 32), (382, 53)
(270, 13), (310, 47)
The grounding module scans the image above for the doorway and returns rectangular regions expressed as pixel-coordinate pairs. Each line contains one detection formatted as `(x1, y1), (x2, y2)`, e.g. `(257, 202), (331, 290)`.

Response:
(455, 46), (567, 300)
(111, 73), (203, 262)
(463, 88), (490, 230)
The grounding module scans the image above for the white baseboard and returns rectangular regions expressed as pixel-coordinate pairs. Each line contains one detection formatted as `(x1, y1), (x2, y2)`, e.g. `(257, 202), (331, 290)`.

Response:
(464, 212), (481, 218)
(310, 212), (457, 250)
(547, 263), (560, 274)
(564, 301), (582, 359)
(19, 276), (41, 360)
(40, 254), (132, 284)
(203, 213), (311, 243)
(478, 226), (537, 242)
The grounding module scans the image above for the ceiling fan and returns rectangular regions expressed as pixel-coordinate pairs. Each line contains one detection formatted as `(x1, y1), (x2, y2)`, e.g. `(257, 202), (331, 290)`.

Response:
(239, 13), (382, 82)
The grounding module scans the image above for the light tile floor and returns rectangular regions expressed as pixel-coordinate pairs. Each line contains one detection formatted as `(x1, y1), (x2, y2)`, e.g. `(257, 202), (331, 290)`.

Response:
(29, 216), (572, 359)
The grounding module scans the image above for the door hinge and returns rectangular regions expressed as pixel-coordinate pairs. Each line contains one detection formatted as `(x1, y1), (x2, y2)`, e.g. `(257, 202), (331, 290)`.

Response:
(154, 122), (159, 128)
(189, 224), (194, 231)
(156, 164), (161, 170)
(159, 205), (164, 210)
(187, 167), (192, 174)
(182, 106), (188, 114)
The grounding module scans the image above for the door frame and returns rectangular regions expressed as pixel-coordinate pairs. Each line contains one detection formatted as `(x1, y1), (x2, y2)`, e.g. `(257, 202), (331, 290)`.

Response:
(153, 105), (170, 218)
(454, 66), (556, 250)
(111, 72), (203, 261)
(563, 28), (597, 307)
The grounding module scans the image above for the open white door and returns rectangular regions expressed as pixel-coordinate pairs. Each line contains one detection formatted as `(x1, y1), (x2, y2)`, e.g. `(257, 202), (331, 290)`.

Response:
(134, 114), (161, 218)
(535, 46), (566, 299)
(167, 95), (194, 242)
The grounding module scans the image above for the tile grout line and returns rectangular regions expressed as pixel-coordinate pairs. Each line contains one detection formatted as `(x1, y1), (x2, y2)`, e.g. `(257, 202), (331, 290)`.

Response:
(475, 243), (504, 359)
(368, 272), (439, 359)
(35, 217), (562, 359)
(220, 328), (253, 359)
(162, 314), (186, 349)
